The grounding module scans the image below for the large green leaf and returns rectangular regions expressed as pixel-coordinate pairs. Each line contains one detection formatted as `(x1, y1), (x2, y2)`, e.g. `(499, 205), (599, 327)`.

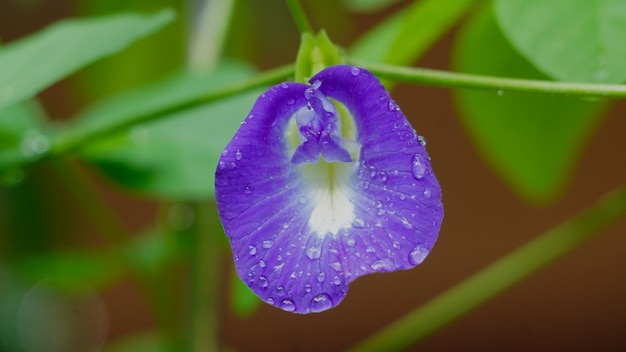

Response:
(78, 62), (261, 200)
(453, 6), (606, 203)
(350, 0), (474, 69)
(0, 9), (174, 111)
(494, 0), (626, 83)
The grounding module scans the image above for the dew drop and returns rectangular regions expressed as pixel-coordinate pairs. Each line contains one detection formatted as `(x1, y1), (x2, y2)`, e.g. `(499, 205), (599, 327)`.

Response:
(310, 293), (333, 312)
(352, 218), (365, 228)
(287, 98), (296, 105)
(298, 196), (307, 204)
(262, 240), (273, 249)
(332, 276), (341, 285)
(258, 276), (268, 287)
(497, 89), (504, 96)
(266, 298), (274, 304)
(306, 246), (321, 260)
(279, 299), (296, 312)
(248, 245), (257, 256)
(365, 246), (375, 253)
(304, 284), (312, 293)
(387, 100), (399, 111)
(20, 133), (50, 157)
(282, 223), (290, 229)
(317, 272), (326, 283)
(235, 150), (242, 160)
(418, 135), (427, 146)
(259, 260), (266, 268)
(423, 188), (432, 199)
(400, 217), (413, 229)
(244, 186), (252, 194)
(411, 154), (426, 179)
(371, 258), (394, 271)
(409, 245), (430, 265)
(377, 208), (386, 216)
(346, 237), (356, 247)
(280, 82), (289, 89)
(378, 171), (388, 183)
(350, 66), (361, 76)
(330, 261), (342, 272)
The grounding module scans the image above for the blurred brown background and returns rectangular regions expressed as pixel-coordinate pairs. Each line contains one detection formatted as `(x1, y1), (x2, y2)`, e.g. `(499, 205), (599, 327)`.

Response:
(1, 0), (625, 351)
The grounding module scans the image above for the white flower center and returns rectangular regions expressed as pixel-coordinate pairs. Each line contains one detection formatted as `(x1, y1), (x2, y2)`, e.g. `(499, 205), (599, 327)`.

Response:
(299, 161), (357, 237)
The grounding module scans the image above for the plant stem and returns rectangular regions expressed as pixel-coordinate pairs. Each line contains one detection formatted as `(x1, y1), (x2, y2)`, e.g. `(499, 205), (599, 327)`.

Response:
(188, 202), (221, 352)
(187, 0), (236, 72)
(352, 60), (626, 98)
(49, 63), (293, 157)
(286, 0), (314, 34)
(349, 185), (626, 352)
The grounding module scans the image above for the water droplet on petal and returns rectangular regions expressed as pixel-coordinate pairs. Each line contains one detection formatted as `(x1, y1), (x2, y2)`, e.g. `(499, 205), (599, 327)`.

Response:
(304, 284), (312, 293)
(371, 258), (394, 271)
(310, 293), (333, 312)
(409, 245), (430, 265)
(262, 240), (273, 249)
(423, 188), (432, 199)
(266, 297), (274, 304)
(306, 246), (321, 260)
(248, 245), (257, 256)
(332, 276), (341, 285)
(279, 299), (296, 312)
(244, 186), (252, 194)
(235, 150), (242, 160)
(377, 208), (386, 216)
(412, 154), (426, 179)
(366, 246), (376, 253)
(346, 238), (356, 247)
(317, 272), (326, 283)
(353, 218), (365, 228)
(330, 261), (342, 271)
(280, 82), (289, 89)
(258, 276), (268, 287)
(418, 135), (427, 146)
(400, 217), (413, 229)
(388, 100), (399, 111)
(378, 171), (388, 183)
(259, 260), (266, 268)
(298, 196), (307, 204)
(350, 67), (361, 76)
(287, 98), (296, 105)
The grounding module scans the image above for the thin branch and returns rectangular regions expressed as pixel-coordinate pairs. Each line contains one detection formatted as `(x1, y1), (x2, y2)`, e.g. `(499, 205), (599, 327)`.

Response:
(286, 0), (314, 34)
(352, 59), (626, 98)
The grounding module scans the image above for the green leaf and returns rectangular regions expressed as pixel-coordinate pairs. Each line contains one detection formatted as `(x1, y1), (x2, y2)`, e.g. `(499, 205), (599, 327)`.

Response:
(79, 62), (261, 200)
(344, 0), (403, 12)
(494, 0), (626, 83)
(350, 0), (474, 65)
(103, 333), (167, 352)
(229, 266), (261, 317)
(452, 6), (606, 203)
(0, 9), (175, 111)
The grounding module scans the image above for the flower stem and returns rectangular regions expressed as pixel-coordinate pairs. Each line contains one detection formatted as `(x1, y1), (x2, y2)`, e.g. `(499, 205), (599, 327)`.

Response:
(187, 0), (236, 72)
(286, 0), (314, 34)
(352, 60), (626, 98)
(349, 185), (626, 352)
(188, 202), (222, 352)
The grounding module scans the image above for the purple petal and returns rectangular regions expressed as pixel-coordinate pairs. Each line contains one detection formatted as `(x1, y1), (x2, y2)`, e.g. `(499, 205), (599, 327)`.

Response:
(215, 65), (443, 314)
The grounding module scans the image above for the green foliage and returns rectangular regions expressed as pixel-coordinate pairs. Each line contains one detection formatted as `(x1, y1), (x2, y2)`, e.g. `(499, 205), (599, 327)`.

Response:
(295, 31), (343, 82)
(350, 0), (474, 66)
(453, 5), (606, 203)
(495, 0), (626, 83)
(78, 62), (261, 199)
(0, 9), (175, 111)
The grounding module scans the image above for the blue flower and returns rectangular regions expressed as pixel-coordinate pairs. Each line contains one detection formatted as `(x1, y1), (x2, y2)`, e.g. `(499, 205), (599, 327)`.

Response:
(215, 65), (443, 313)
